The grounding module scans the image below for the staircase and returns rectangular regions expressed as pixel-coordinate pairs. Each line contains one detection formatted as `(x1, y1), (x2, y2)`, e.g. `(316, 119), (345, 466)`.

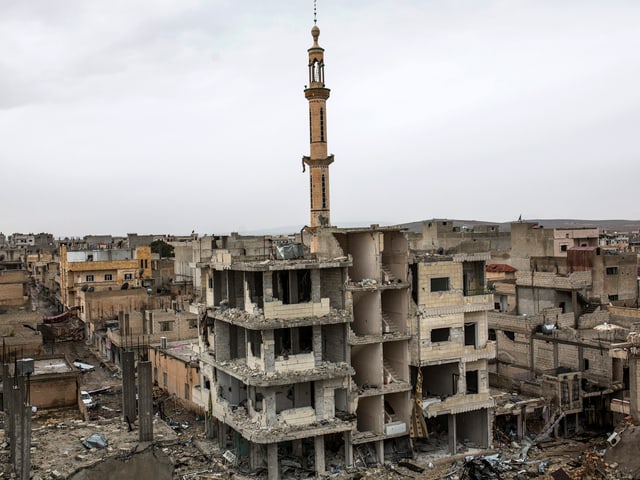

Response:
(582, 303), (599, 315)
(381, 313), (395, 333)
(381, 266), (396, 284)
(383, 360), (402, 384)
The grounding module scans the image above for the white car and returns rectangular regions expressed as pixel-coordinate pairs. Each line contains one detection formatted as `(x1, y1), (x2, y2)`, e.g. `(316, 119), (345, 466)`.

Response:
(81, 390), (96, 408)
(74, 361), (95, 373)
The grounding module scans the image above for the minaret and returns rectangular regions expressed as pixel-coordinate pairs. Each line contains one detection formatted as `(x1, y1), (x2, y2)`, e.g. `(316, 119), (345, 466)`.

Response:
(302, 22), (333, 228)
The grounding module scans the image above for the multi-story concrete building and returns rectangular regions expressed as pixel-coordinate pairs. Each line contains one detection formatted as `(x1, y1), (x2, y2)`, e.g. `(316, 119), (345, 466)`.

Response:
(510, 222), (599, 271)
(408, 243), (495, 453)
(197, 235), (355, 477)
(321, 226), (413, 464)
(488, 224), (639, 436)
(57, 245), (153, 311)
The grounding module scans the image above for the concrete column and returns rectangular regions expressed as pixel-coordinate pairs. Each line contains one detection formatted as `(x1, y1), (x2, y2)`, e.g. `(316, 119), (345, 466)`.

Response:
(314, 435), (325, 474)
(267, 442), (279, 480)
(481, 408), (490, 449)
(448, 414), (457, 454)
(3, 365), (11, 444)
(218, 422), (227, 449)
(19, 403), (31, 480)
(10, 386), (24, 468)
(137, 361), (153, 442)
(265, 390), (276, 425)
(311, 269), (321, 303)
(205, 413), (216, 440)
(2, 363), (9, 412)
(313, 382), (325, 419)
(343, 431), (353, 467)
(374, 440), (384, 466)
(249, 442), (265, 470)
(292, 439), (303, 458)
(263, 272), (274, 302)
(121, 350), (136, 423)
(630, 357), (640, 423)
(312, 325), (322, 365)
(263, 330), (275, 374)
(516, 412), (523, 439)
(9, 386), (19, 464)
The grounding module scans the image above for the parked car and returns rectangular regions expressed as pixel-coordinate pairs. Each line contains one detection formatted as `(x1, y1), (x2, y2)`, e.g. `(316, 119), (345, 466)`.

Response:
(81, 390), (96, 408)
(74, 360), (95, 373)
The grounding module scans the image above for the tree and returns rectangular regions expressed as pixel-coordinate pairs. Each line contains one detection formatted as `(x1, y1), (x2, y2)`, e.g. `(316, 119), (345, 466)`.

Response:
(150, 240), (174, 258)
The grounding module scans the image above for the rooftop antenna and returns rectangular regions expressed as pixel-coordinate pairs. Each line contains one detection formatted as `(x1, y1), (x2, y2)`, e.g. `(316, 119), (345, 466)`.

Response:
(313, 0), (317, 24)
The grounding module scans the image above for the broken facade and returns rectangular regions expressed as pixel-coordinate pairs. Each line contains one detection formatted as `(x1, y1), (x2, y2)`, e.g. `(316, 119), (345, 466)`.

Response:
(196, 232), (354, 478)
(409, 248), (495, 454)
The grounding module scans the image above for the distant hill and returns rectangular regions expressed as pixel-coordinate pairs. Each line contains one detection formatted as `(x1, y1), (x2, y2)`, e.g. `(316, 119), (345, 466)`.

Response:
(397, 219), (640, 233)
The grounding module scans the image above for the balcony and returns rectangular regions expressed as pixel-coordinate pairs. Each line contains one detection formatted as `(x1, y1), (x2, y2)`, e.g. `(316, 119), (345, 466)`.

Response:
(611, 395), (630, 415)
(422, 392), (493, 418)
(211, 396), (355, 443)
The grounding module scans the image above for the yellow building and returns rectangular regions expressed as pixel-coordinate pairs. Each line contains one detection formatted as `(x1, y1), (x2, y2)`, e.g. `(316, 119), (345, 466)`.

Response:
(57, 245), (152, 310)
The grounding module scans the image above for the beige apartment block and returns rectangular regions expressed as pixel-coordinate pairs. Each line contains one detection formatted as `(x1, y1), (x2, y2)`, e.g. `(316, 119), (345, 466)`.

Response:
(150, 340), (202, 414)
(510, 222), (599, 271)
(57, 245), (152, 311)
(408, 250), (495, 455)
(0, 269), (29, 307)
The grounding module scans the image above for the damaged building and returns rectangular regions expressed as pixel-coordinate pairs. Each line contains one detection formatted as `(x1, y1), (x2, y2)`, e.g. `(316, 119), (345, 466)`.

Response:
(196, 234), (355, 478)
(407, 239), (495, 455)
(488, 222), (640, 438)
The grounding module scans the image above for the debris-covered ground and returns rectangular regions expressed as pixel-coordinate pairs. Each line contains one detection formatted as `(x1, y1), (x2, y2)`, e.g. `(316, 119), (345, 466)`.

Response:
(2, 412), (639, 479)
(3, 300), (640, 480)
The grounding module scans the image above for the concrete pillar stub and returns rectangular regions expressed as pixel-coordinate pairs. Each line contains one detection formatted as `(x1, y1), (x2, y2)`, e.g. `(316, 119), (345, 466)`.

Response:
(137, 361), (154, 442)
(20, 403), (31, 480)
(2, 364), (9, 412)
(122, 350), (137, 423)
(630, 357), (640, 423)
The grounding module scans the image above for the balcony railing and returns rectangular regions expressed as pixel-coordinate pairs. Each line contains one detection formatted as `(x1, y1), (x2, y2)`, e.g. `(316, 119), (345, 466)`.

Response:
(464, 287), (493, 296)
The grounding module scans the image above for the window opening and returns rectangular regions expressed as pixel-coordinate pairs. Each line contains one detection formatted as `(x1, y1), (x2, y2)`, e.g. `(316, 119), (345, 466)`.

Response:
(430, 277), (449, 292)
(431, 328), (450, 343)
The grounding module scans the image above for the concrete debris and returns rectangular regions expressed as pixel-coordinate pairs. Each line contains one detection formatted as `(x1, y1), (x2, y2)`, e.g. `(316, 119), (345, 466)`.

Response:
(357, 278), (377, 287)
(82, 433), (108, 449)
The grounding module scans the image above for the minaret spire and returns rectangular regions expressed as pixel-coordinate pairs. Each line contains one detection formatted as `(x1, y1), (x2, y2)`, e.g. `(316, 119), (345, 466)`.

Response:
(302, 11), (333, 228)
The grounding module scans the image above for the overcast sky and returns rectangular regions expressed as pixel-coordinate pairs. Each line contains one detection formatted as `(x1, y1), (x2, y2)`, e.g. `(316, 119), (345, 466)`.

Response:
(1, 1), (639, 237)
